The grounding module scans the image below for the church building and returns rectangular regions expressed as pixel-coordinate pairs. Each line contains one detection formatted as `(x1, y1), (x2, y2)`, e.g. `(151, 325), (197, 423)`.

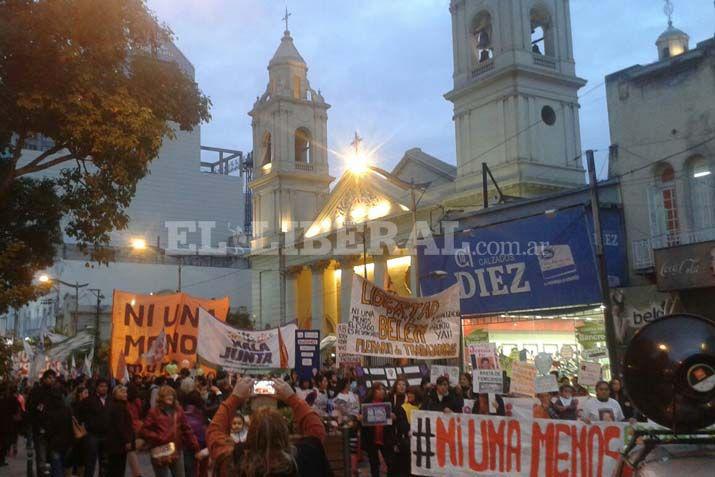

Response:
(249, 0), (590, 336)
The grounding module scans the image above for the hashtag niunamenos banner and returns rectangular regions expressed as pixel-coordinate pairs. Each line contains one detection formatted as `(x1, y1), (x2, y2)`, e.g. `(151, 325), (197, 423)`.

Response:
(410, 411), (628, 477)
(345, 275), (461, 359)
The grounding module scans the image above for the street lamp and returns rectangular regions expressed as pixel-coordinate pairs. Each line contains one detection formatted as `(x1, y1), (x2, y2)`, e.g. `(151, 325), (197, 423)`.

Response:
(130, 236), (184, 292)
(36, 273), (89, 335)
(341, 132), (430, 296)
(130, 237), (147, 250)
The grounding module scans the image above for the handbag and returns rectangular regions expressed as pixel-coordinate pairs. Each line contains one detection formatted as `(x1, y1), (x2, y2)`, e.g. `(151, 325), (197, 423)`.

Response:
(150, 442), (177, 466)
(150, 412), (179, 467)
(72, 417), (87, 440)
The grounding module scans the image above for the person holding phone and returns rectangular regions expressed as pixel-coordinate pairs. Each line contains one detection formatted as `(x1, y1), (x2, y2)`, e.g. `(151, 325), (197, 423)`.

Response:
(206, 377), (331, 477)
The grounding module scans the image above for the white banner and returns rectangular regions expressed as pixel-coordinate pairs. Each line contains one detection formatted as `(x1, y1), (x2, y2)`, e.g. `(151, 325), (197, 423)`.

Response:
(346, 275), (461, 359)
(197, 308), (296, 370)
(410, 411), (628, 477)
(336, 323), (362, 367)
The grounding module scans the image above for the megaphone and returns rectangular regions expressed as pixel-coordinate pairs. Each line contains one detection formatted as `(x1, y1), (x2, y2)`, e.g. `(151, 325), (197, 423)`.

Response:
(623, 314), (715, 433)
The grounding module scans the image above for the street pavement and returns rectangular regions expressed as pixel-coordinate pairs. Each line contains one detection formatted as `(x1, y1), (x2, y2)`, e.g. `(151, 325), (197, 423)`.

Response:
(4, 438), (375, 477)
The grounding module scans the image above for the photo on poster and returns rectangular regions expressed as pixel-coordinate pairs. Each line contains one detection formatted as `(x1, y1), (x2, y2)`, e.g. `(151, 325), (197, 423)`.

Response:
(468, 342), (500, 370)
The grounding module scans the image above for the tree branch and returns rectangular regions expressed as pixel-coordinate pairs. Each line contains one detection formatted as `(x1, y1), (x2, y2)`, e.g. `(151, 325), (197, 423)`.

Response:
(15, 153), (78, 177)
(14, 143), (67, 174)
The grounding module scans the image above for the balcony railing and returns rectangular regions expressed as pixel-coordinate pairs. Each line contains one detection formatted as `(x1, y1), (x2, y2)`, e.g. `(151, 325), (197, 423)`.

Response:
(295, 162), (314, 172)
(632, 226), (715, 270)
(532, 53), (557, 69)
(471, 59), (494, 78)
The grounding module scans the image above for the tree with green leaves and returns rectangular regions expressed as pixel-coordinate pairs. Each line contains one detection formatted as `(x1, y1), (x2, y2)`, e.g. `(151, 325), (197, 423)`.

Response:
(0, 0), (211, 313)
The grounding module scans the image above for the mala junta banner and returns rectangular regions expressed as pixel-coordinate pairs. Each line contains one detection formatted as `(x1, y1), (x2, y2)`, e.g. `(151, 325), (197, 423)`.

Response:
(410, 411), (628, 477)
(196, 309), (295, 370)
(110, 290), (229, 375)
(345, 275), (461, 359)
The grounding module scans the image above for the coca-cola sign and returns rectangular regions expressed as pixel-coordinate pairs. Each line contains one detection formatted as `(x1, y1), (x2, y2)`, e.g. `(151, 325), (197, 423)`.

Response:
(654, 240), (715, 291)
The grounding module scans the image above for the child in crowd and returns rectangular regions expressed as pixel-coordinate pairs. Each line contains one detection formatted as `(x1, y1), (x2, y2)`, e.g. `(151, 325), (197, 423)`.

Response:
(230, 413), (248, 444)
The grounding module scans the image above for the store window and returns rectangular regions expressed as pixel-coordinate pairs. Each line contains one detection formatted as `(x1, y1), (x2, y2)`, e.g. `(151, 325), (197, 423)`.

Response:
(649, 164), (680, 246)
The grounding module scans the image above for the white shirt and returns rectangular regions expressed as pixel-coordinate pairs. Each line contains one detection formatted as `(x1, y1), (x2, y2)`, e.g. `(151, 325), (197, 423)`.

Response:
(580, 397), (624, 422)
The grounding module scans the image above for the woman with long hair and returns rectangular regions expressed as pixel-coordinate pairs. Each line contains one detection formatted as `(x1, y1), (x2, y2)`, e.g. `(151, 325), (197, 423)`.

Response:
(390, 378), (408, 409)
(207, 377), (331, 477)
(458, 373), (474, 399)
(609, 378), (636, 420)
(140, 385), (200, 477)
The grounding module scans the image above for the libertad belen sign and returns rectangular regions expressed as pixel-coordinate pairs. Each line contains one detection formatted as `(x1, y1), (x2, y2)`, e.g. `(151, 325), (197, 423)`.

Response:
(346, 275), (461, 359)
(654, 240), (715, 291)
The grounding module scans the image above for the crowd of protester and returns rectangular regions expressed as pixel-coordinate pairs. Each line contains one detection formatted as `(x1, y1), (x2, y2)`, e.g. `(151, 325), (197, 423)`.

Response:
(0, 363), (641, 477)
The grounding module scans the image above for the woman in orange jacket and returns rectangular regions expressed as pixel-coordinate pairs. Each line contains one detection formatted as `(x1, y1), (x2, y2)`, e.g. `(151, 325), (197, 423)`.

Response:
(206, 377), (331, 477)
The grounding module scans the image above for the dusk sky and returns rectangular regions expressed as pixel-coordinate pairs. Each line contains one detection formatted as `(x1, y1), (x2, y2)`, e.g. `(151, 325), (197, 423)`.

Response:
(148, 0), (715, 179)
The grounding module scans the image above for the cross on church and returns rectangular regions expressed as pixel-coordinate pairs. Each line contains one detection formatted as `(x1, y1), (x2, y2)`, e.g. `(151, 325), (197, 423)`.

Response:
(350, 131), (363, 155)
(282, 6), (291, 32)
(663, 0), (674, 26)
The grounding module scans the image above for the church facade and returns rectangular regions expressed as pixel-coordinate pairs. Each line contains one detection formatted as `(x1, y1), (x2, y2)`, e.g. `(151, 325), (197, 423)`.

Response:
(249, 0), (589, 335)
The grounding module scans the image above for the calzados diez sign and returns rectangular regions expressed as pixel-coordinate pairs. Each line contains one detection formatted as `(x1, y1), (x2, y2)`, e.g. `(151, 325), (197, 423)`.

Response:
(419, 207), (625, 314)
(345, 275), (461, 359)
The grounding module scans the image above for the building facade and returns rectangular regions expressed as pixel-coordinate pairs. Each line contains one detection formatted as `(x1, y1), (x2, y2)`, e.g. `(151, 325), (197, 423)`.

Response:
(606, 20), (715, 320)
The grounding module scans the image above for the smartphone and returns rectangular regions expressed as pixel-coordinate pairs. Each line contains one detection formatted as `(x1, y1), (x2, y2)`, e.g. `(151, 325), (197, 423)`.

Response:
(252, 380), (276, 395)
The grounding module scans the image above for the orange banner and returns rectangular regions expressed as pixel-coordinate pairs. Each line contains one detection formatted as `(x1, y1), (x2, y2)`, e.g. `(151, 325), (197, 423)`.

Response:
(110, 290), (229, 375)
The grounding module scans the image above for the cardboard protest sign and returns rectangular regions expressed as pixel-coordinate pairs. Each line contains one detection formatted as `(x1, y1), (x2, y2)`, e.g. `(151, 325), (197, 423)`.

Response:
(535, 374), (559, 394)
(468, 342), (500, 370)
(410, 411), (628, 477)
(110, 290), (229, 375)
(578, 361), (602, 386)
(510, 361), (537, 396)
(361, 403), (392, 426)
(462, 399), (475, 414)
(196, 309), (295, 370)
(295, 330), (320, 381)
(356, 365), (428, 392)
(582, 347), (608, 361)
(336, 323), (363, 368)
(560, 344), (574, 359)
(346, 275), (461, 359)
(473, 369), (504, 394)
(503, 397), (539, 420)
(430, 365), (460, 385)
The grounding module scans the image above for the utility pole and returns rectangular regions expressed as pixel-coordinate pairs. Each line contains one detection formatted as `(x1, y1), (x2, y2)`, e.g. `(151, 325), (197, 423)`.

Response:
(177, 256), (183, 292)
(482, 162), (489, 209)
(586, 150), (619, 377)
(362, 223), (369, 279)
(69, 281), (88, 335)
(410, 179), (419, 297)
(88, 288), (104, 368)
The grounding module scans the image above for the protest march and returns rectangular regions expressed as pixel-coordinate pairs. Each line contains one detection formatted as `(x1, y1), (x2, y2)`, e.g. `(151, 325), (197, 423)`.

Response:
(3, 273), (664, 477)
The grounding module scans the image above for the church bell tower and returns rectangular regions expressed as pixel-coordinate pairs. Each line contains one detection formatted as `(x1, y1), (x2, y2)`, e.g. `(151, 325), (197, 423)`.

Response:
(447, 0), (587, 198)
(249, 22), (333, 248)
